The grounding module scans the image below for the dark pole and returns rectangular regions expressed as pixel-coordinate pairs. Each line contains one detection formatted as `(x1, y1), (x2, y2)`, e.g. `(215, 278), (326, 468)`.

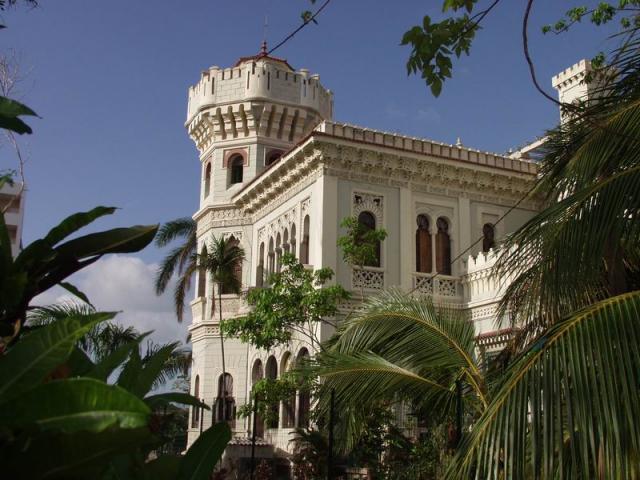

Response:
(250, 394), (258, 480)
(455, 380), (463, 449)
(199, 398), (204, 434)
(327, 389), (335, 480)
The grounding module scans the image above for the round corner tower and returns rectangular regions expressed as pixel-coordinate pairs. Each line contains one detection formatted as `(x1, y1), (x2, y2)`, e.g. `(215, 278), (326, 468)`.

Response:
(186, 42), (334, 208)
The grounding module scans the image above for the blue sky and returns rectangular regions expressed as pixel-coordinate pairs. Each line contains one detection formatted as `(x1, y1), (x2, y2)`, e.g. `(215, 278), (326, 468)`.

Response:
(0, 1), (618, 342)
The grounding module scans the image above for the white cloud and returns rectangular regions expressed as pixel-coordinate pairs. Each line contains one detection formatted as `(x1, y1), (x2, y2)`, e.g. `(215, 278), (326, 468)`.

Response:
(34, 255), (191, 347)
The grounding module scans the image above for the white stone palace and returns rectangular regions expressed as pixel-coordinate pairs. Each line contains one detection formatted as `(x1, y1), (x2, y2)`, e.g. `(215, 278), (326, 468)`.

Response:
(184, 43), (584, 473)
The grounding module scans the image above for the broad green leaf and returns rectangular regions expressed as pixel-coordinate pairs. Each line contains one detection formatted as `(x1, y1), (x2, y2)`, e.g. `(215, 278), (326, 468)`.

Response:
(43, 206), (116, 247)
(0, 95), (37, 135)
(59, 281), (93, 306)
(1, 427), (155, 479)
(117, 346), (143, 392)
(0, 311), (116, 402)
(67, 345), (95, 376)
(87, 333), (150, 382)
(132, 342), (179, 398)
(177, 423), (231, 480)
(145, 392), (210, 410)
(0, 378), (150, 433)
(55, 224), (158, 259)
(141, 455), (182, 480)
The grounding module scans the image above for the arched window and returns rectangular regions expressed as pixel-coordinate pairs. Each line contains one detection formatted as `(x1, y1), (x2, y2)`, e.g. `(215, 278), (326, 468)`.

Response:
(281, 353), (295, 428)
(222, 235), (242, 294)
(276, 233), (283, 272)
(257, 242), (265, 287)
(436, 217), (452, 275)
(215, 373), (235, 427)
(358, 211), (381, 267)
(229, 155), (244, 184)
(251, 360), (265, 438)
(191, 375), (200, 428)
(290, 224), (297, 257)
(268, 237), (275, 277)
(482, 223), (495, 253)
(300, 215), (310, 264)
(416, 215), (432, 273)
(283, 229), (290, 255)
(265, 356), (279, 428)
(204, 162), (211, 198)
(197, 246), (207, 297)
(296, 348), (310, 428)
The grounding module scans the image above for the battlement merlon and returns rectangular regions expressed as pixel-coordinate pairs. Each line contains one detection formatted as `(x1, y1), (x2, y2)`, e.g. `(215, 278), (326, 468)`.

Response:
(186, 57), (333, 126)
(551, 59), (592, 90)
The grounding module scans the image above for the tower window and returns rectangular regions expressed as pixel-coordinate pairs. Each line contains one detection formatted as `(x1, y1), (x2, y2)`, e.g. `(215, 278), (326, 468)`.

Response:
(436, 217), (452, 275)
(482, 223), (495, 253)
(229, 155), (244, 184)
(358, 211), (381, 268)
(416, 214), (432, 273)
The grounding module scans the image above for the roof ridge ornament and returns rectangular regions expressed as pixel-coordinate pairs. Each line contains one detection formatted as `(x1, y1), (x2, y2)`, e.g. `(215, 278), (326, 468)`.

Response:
(260, 40), (268, 57)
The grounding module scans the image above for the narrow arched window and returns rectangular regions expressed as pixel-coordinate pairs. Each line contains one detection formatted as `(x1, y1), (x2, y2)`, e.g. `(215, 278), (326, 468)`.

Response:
(281, 352), (295, 428)
(221, 235), (242, 294)
(290, 224), (297, 257)
(257, 242), (265, 287)
(482, 223), (495, 253)
(251, 360), (265, 438)
(215, 373), (235, 427)
(268, 237), (275, 277)
(300, 215), (310, 264)
(197, 246), (207, 297)
(358, 211), (380, 267)
(283, 229), (290, 254)
(436, 217), (452, 275)
(230, 155), (244, 184)
(204, 162), (211, 198)
(265, 356), (279, 428)
(296, 348), (310, 428)
(416, 215), (432, 273)
(191, 375), (200, 428)
(275, 233), (282, 272)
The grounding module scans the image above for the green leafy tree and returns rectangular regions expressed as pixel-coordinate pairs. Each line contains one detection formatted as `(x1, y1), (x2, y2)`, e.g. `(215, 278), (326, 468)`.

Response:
(222, 253), (348, 351)
(337, 216), (387, 271)
(154, 217), (197, 323)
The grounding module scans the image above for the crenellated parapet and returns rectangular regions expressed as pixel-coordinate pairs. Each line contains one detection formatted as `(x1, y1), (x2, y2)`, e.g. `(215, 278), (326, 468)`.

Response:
(186, 49), (332, 153)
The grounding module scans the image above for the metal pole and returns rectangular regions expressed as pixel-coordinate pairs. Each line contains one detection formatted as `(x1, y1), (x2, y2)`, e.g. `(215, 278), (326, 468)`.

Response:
(199, 398), (204, 434)
(250, 394), (258, 480)
(327, 389), (335, 480)
(455, 380), (463, 449)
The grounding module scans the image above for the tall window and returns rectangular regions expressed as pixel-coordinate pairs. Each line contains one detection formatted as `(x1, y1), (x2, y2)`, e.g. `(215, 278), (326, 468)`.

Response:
(482, 223), (495, 253)
(275, 233), (282, 272)
(197, 246), (207, 297)
(268, 237), (275, 277)
(290, 224), (297, 257)
(265, 356), (279, 428)
(416, 214), (432, 273)
(215, 373), (235, 427)
(296, 348), (310, 428)
(300, 215), (310, 264)
(204, 162), (211, 197)
(191, 375), (200, 428)
(435, 217), (452, 275)
(283, 229), (290, 254)
(358, 211), (381, 267)
(221, 235), (242, 294)
(230, 155), (244, 184)
(257, 242), (265, 287)
(281, 353), (295, 428)
(251, 360), (265, 438)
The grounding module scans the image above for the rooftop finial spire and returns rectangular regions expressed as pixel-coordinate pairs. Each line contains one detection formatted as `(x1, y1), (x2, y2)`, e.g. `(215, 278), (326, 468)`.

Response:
(260, 40), (268, 56)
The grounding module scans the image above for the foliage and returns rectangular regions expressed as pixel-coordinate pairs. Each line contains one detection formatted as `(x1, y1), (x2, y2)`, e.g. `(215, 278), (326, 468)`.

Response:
(0, 95), (37, 134)
(291, 428), (330, 480)
(200, 234), (245, 296)
(311, 289), (486, 452)
(398, 0), (640, 97)
(446, 291), (640, 478)
(337, 216), (387, 270)
(237, 373), (302, 425)
(222, 253), (349, 350)
(154, 217), (197, 322)
(0, 206), (158, 345)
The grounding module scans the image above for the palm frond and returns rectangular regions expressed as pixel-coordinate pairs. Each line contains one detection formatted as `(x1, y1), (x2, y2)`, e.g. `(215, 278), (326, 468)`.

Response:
(173, 261), (197, 323)
(154, 217), (196, 247)
(447, 291), (640, 479)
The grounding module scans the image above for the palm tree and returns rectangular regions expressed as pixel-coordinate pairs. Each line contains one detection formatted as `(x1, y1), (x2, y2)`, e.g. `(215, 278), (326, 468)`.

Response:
(154, 217), (197, 322)
(200, 235), (245, 423)
(312, 289), (487, 453)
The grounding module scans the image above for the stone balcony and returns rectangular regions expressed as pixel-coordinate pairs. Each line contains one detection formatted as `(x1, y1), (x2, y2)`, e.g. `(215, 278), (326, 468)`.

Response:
(411, 272), (463, 302)
(190, 291), (251, 324)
